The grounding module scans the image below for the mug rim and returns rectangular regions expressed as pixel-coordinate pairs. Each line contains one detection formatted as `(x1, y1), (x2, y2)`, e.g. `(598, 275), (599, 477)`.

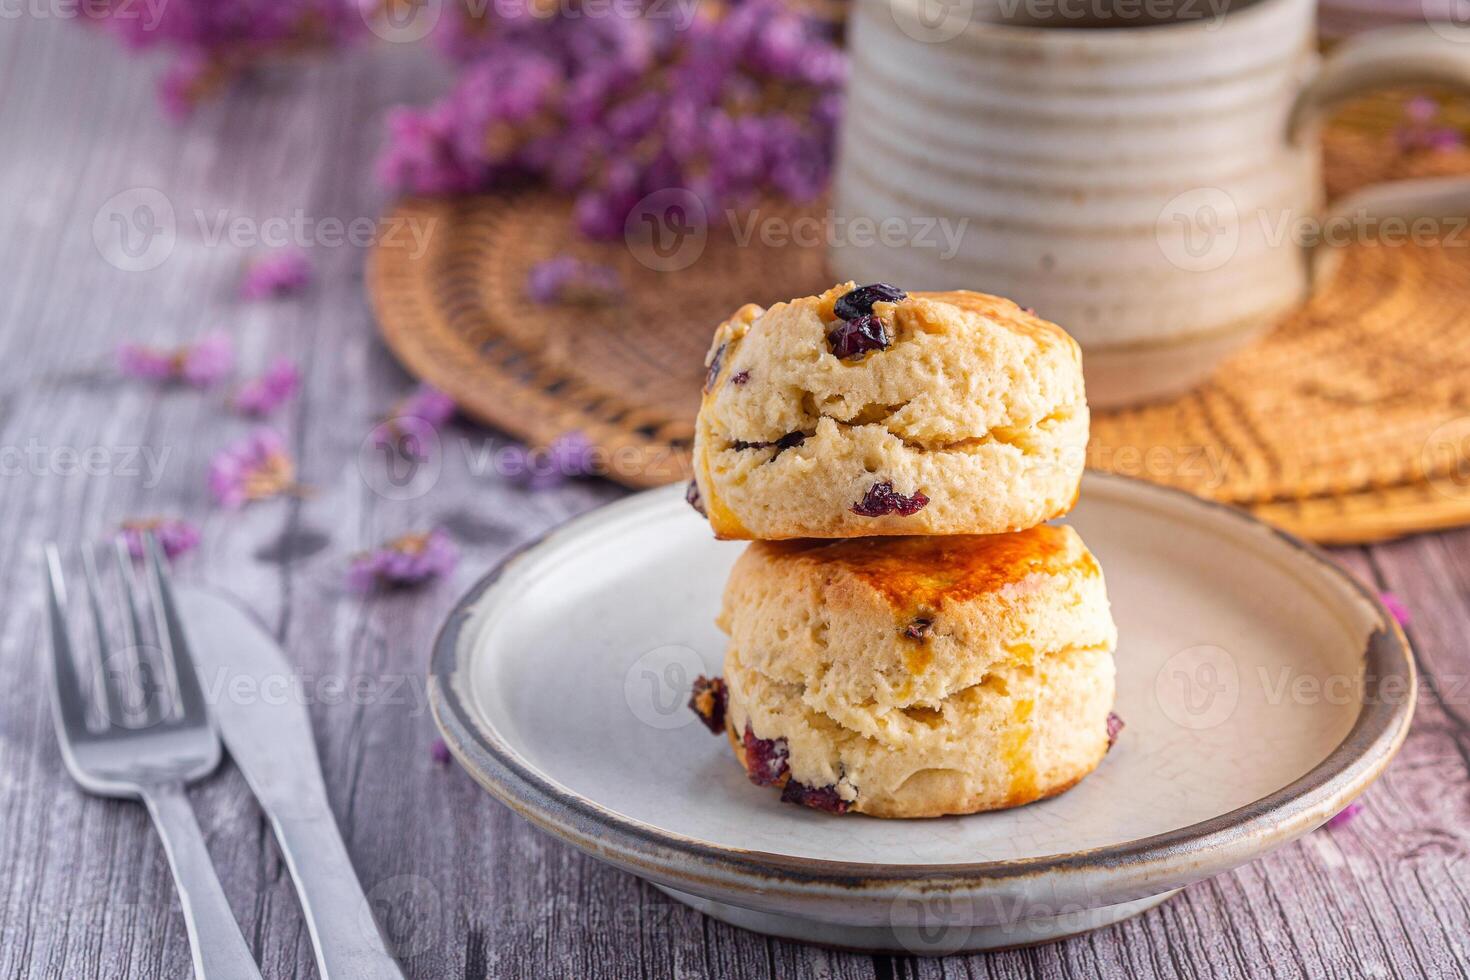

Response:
(873, 0), (1310, 47)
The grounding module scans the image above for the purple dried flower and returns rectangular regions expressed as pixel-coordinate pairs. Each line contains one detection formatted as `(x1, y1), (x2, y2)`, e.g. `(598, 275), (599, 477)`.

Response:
(1380, 592), (1411, 627)
(157, 53), (212, 122)
(1327, 800), (1364, 828)
(431, 738), (453, 766)
(87, 0), (362, 117)
(209, 428), (299, 508)
(346, 529), (459, 594)
(1106, 712), (1125, 748)
(240, 251), (313, 300)
(180, 333), (236, 387)
(119, 518), (201, 561)
(526, 256), (622, 306)
(398, 385), (457, 427)
(232, 358), (301, 417)
(730, 370), (750, 386)
(504, 431), (597, 490)
(1394, 98), (1465, 154)
(374, 385), (457, 459)
(378, 0), (845, 239)
(851, 482), (929, 518)
(1406, 96), (1439, 125)
(118, 332), (234, 388)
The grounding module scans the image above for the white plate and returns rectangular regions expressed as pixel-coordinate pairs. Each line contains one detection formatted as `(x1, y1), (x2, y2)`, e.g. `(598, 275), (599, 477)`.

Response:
(429, 472), (1414, 954)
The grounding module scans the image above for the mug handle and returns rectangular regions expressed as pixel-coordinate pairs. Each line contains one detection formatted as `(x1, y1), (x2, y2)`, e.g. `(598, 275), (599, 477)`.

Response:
(1288, 25), (1470, 142)
(1286, 26), (1470, 281)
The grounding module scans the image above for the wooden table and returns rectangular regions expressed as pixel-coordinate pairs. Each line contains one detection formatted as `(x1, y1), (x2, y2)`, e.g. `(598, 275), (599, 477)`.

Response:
(3, 17), (1469, 979)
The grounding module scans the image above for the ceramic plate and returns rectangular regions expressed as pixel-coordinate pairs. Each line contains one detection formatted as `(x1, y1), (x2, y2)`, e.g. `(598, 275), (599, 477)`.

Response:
(429, 472), (1414, 954)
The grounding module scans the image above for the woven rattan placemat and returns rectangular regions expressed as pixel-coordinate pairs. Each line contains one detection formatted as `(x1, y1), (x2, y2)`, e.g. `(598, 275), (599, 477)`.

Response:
(368, 105), (1470, 543)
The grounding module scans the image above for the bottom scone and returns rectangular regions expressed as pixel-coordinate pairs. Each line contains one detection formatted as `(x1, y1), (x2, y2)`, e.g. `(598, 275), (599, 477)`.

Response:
(689, 526), (1121, 818)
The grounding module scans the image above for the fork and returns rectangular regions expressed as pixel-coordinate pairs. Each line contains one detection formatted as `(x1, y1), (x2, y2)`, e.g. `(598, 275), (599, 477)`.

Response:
(44, 536), (263, 980)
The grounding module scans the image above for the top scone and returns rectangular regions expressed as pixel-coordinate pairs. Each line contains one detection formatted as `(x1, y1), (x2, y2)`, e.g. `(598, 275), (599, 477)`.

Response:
(689, 282), (1088, 539)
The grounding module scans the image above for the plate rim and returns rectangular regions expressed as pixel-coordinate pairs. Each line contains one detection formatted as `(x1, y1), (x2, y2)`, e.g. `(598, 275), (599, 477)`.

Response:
(429, 471), (1415, 900)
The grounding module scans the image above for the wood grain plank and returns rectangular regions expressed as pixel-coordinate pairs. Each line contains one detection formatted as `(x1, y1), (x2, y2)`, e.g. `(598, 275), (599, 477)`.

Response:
(4, 9), (1470, 979)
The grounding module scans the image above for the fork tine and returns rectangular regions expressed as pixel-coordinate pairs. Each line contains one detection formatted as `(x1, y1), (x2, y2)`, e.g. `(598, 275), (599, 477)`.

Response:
(43, 543), (92, 739)
(80, 546), (127, 728)
(113, 537), (163, 727)
(143, 534), (208, 723)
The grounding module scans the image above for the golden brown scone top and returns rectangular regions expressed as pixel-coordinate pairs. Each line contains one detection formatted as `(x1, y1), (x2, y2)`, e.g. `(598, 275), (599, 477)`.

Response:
(752, 524), (1099, 612)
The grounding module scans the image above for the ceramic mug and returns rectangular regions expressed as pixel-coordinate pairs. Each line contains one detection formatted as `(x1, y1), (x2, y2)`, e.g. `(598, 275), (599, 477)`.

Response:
(830, 0), (1470, 407)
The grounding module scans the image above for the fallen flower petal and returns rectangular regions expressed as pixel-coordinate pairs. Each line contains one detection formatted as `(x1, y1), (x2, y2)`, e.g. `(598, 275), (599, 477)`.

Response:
(118, 332), (235, 388)
(1327, 800), (1363, 828)
(209, 428), (301, 508)
(233, 358), (301, 417)
(1380, 592), (1411, 627)
(504, 431), (597, 490)
(526, 256), (622, 306)
(240, 250), (313, 300)
(119, 517), (201, 560)
(1395, 97), (1465, 154)
(373, 385), (457, 459)
(347, 529), (459, 593)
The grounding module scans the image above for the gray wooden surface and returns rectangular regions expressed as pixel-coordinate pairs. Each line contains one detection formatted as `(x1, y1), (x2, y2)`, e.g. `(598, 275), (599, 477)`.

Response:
(3, 15), (1469, 979)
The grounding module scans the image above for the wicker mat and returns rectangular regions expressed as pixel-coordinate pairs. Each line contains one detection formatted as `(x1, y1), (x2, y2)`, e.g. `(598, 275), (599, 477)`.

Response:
(368, 105), (1470, 544)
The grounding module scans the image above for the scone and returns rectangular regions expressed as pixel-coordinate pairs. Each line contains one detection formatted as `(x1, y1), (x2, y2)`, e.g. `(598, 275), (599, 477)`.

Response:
(688, 282), (1088, 540)
(689, 525), (1119, 818)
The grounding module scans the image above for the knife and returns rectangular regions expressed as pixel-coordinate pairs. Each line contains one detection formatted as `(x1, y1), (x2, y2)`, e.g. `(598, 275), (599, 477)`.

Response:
(177, 587), (405, 980)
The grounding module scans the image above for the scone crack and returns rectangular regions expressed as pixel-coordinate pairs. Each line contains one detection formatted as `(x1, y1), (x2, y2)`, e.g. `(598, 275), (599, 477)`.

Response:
(727, 431), (807, 456)
(717, 404), (1074, 461)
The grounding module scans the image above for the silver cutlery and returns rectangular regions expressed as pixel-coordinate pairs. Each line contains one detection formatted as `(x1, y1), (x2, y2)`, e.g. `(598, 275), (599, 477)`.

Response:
(175, 587), (405, 980)
(44, 537), (263, 980)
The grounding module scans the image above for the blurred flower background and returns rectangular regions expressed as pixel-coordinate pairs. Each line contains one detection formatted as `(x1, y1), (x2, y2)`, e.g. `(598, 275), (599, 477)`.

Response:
(83, 0), (847, 240)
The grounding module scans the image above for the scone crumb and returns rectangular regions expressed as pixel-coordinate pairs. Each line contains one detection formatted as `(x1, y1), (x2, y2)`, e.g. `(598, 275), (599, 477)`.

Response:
(688, 676), (727, 735)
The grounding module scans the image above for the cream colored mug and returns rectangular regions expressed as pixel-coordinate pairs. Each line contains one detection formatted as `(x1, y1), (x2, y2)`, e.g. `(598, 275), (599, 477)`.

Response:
(831, 0), (1470, 406)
